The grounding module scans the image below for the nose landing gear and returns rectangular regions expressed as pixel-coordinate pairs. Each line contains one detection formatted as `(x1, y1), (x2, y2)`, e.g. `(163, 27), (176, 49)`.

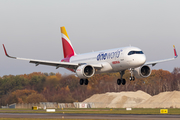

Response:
(117, 69), (135, 85)
(129, 76), (135, 81)
(129, 68), (135, 81)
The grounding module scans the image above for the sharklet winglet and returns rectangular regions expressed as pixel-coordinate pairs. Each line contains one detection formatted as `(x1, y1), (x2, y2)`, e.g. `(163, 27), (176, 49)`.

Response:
(2, 44), (16, 59)
(173, 45), (178, 58)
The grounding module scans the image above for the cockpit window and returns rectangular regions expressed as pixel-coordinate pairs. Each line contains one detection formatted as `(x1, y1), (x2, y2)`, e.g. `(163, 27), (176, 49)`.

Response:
(128, 51), (144, 55)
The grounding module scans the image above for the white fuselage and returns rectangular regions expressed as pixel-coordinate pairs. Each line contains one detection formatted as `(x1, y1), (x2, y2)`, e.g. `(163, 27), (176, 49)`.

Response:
(69, 46), (146, 73)
(3, 26), (177, 86)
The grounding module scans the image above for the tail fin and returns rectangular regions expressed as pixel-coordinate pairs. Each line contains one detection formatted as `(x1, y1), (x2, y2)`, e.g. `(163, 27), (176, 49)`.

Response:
(61, 26), (76, 58)
(173, 45), (178, 58)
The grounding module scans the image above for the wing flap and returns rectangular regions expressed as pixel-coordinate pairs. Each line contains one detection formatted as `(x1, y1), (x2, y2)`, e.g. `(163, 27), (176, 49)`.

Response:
(3, 44), (79, 70)
(3, 44), (103, 71)
(29, 60), (78, 69)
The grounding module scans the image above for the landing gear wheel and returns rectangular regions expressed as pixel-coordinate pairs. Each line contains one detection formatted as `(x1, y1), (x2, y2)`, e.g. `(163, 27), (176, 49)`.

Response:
(122, 79), (126, 85)
(80, 79), (84, 85)
(84, 79), (89, 85)
(132, 76), (135, 81)
(129, 76), (132, 81)
(117, 79), (121, 85)
(129, 76), (135, 81)
(117, 71), (125, 85)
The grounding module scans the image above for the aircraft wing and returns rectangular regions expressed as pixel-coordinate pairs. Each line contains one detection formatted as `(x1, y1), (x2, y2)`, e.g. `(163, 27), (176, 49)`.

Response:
(2, 44), (103, 70)
(144, 45), (178, 66)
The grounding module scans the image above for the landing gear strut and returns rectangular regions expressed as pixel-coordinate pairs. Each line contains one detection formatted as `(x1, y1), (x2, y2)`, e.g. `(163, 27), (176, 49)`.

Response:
(80, 79), (89, 85)
(129, 68), (135, 81)
(117, 71), (126, 85)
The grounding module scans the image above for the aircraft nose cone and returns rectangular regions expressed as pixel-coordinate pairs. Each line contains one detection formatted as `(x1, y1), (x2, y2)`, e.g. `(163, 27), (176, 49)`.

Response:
(139, 55), (146, 65)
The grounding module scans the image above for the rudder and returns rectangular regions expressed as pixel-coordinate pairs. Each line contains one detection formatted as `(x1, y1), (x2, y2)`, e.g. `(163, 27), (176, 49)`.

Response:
(61, 26), (76, 58)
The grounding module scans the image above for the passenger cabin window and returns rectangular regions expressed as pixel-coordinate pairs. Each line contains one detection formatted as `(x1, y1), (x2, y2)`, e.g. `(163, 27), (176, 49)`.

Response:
(128, 51), (144, 55)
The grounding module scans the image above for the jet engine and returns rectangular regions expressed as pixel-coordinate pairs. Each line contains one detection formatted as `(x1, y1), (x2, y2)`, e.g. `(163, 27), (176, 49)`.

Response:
(76, 65), (95, 78)
(133, 65), (151, 78)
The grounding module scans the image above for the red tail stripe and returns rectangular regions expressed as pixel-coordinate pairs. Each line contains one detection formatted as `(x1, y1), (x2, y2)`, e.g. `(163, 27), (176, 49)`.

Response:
(174, 48), (177, 57)
(62, 38), (75, 58)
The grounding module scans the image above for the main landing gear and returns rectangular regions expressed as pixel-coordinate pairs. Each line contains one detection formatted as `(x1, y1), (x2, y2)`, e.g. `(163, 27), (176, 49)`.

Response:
(117, 69), (135, 85)
(117, 71), (126, 85)
(80, 79), (89, 85)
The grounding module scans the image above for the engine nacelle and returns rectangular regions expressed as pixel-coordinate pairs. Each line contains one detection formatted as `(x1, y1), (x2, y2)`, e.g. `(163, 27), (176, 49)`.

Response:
(133, 65), (151, 78)
(76, 65), (95, 78)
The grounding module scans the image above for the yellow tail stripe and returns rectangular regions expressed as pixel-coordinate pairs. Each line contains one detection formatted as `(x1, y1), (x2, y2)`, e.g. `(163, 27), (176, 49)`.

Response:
(61, 26), (70, 40)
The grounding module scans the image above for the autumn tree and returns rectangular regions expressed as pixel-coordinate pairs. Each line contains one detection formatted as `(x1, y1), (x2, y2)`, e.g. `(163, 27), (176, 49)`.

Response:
(5, 89), (36, 104)
(1, 68), (180, 106)
(26, 93), (47, 103)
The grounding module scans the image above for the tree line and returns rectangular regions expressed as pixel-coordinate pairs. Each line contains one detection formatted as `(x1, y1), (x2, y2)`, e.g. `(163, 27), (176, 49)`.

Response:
(0, 67), (180, 106)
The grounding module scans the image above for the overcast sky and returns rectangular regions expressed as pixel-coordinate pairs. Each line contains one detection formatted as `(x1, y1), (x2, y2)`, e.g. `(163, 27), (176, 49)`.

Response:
(0, 0), (180, 77)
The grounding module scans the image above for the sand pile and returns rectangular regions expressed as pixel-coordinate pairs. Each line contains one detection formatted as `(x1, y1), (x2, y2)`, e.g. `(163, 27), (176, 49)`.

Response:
(135, 91), (180, 108)
(83, 90), (151, 108)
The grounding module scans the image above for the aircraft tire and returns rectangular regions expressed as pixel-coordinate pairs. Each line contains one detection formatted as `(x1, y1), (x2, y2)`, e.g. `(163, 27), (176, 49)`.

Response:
(130, 76), (135, 81)
(84, 79), (89, 85)
(129, 76), (132, 81)
(117, 79), (121, 85)
(122, 79), (126, 85)
(132, 76), (135, 81)
(80, 79), (84, 85)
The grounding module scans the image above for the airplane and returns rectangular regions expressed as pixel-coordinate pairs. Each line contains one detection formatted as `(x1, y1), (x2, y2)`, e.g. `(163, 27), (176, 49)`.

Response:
(3, 26), (178, 85)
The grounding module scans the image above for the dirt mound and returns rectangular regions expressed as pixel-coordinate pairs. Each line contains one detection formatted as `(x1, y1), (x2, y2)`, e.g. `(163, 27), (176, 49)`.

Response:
(135, 91), (180, 108)
(83, 90), (151, 108)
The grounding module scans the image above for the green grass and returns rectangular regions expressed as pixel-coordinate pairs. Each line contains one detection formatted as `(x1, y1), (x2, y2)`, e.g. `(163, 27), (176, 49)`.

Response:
(0, 118), (105, 120)
(0, 108), (180, 114)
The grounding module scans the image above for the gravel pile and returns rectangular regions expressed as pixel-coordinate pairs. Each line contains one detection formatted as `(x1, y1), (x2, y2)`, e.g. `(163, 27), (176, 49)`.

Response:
(135, 91), (180, 108)
(84, 90), (180, 108)
(83, 90), (151, 108)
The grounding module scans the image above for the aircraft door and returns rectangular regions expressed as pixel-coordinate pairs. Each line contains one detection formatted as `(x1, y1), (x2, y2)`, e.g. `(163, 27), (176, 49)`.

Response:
(119, 52), (125, 69)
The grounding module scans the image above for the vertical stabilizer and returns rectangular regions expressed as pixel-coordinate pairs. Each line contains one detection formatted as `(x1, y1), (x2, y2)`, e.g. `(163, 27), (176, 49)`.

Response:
(173, 45), (178, 58)
(61, 26), (76, 58)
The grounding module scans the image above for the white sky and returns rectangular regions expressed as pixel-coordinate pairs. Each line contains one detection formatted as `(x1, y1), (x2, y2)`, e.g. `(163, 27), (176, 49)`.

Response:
(0, 0), (180, 77)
